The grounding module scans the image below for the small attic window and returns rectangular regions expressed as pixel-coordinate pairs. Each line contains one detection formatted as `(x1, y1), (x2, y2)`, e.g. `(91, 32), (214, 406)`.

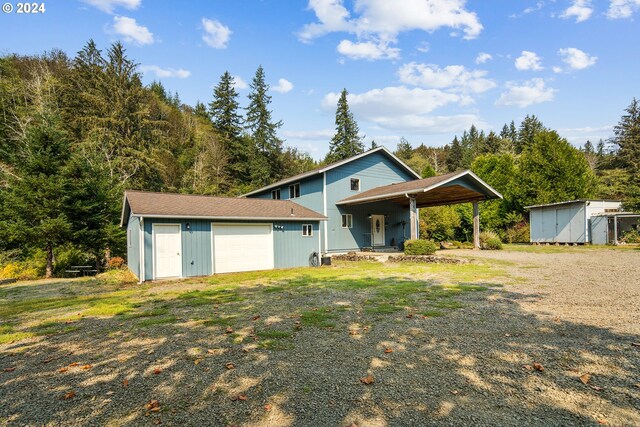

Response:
(350, 178), (360, 191)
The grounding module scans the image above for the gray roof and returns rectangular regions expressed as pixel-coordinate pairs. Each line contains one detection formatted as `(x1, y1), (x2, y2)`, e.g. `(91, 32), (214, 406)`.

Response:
(525, 199), (621, 209)
(243, 146), (421, 197)
(121, 190), (326, 226)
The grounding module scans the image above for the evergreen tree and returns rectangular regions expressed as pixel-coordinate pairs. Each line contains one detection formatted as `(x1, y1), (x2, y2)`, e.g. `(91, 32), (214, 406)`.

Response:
(516, 115), (545, 153)
(209, 71), (243, 139)
(245, 65), (284, 181)
(395, 137), (413, 160)
(193, 101), (209, 121)
(446, 136), (464, 171)
(611, 98), (640, 210)
(421, 164), (436, 178)
(326, 89), (364, 163)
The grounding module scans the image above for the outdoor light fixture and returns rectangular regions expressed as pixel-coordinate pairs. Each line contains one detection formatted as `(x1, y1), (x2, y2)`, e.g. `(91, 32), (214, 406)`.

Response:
(186, 223), (191, 230)
(367, 214), (372, 218)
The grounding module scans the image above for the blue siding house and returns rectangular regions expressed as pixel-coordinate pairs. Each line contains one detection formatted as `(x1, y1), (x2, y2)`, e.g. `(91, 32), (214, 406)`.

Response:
(122, 147), (502, 281)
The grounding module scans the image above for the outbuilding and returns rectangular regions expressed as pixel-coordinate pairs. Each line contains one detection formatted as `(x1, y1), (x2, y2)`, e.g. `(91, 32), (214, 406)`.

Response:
(591, 212), (640, 245)
(526, 199), (622, 244)
(121, 191), (326, 282)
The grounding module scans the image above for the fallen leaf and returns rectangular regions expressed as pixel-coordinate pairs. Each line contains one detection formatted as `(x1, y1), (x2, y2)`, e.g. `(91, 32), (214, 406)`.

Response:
(450, 390), (459, 395)
(225, 362), (235, 370)
(3, 367), (16, 372)
(406, 314), (414, 319)
(533, 362), (544, 372)
(153, 368), (162, 375)
(58, 367), (69, 373)
(242, 349), (250, 353)
(349, 330), (359, 336)
(264, 404), (272, 411)
(590, 385), (604, 391)
(63, 391), (75, 400)
(122, 379), (129, 387)
(597, 419), (608, 425)
(233, 394), (248, 401)
(579, 374), (591, 384)
(504, 333), (511, 337)
(146, 400), (160, 410)
(225, 327), (234, 334)
(42, 357), (55, 364)
(251, 315), (261, 321)
(153, 419), (161, 425)
(384, 348), (393, 354)
(194, 358), (202, 365)
(69, 362), (79, 367)
(631, 342), (640, 347)
(523, 365), (533, 371)
(81, 364), (92, 370)
(360, 375), (375, 385)
(207, 349), (216, 354)
(362, 326), (369, 331)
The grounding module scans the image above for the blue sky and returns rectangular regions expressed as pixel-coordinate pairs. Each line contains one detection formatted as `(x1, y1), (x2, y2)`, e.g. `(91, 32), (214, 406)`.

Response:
(2, 0), (639, 158)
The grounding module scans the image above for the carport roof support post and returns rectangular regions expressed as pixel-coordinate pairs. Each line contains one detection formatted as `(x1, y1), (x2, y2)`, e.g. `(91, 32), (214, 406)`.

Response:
(473, 201), (480, 250)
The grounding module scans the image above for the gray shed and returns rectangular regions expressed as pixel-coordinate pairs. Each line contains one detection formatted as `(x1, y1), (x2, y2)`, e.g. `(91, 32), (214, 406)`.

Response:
(591, 212), (640, 245)
(526, 200), (622, 244)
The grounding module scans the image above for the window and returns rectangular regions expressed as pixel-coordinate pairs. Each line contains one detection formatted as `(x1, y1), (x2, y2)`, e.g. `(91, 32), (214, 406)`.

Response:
(341, 214), (353, 228)
(302, 224), (313, 237)
(350, 178), (360, 191)
(289, 183), (300, 198)
(271, 189), (281, 200)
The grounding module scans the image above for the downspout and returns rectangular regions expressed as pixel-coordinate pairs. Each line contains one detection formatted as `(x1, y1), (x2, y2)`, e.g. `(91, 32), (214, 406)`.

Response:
(139, 217), (145, 284)
(323, 172), (328, 253)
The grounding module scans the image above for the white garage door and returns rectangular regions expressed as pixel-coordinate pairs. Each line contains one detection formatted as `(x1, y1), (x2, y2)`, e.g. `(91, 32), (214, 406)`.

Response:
(212, 224), (274, 274)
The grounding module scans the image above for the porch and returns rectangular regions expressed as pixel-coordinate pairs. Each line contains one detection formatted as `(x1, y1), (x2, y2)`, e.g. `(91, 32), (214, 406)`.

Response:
(336, 170), (503, 249)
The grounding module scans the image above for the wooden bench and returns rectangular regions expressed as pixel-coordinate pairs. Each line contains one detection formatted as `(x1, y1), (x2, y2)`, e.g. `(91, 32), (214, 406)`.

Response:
(69, 266), (98, 277)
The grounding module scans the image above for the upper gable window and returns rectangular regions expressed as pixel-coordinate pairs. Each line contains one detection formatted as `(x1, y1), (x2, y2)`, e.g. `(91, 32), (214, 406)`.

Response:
(350, 178), (360, 191)
(271, 189), (281, 200)
(289, 183), (300, 199)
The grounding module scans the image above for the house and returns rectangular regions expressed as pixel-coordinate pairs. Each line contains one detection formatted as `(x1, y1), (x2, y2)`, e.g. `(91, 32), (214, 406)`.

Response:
(122, 147), (502, 282)
(526, 199), (623, 244)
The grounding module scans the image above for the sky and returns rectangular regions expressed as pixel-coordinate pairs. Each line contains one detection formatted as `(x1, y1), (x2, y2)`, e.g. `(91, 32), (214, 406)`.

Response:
(1, 0), (639, 159)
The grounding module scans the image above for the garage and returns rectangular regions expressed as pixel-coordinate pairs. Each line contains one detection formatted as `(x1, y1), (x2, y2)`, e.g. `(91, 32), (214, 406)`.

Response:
(212, 223), (274, 274)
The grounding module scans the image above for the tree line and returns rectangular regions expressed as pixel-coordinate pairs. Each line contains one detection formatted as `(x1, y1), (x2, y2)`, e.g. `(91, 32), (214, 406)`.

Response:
(0, 40), (638, 277)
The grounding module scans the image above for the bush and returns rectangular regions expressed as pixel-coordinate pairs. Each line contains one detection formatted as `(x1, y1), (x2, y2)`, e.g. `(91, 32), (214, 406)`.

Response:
(620, 230), (640, 244)
(479, 231), (503, 250)
(107, 256), (125, 269)
(54, 245), (92, 276)
(404, 239), (437, 255)
(504, 222), (530, 243)
(0, 262), (40, 280)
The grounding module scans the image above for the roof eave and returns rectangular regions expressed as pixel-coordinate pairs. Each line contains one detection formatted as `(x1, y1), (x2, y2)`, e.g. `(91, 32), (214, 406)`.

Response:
(128, 214), (327, 221)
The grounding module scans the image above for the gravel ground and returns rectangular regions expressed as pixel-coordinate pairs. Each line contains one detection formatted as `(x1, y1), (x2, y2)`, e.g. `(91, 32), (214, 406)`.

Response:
(1, 248), (639, 426)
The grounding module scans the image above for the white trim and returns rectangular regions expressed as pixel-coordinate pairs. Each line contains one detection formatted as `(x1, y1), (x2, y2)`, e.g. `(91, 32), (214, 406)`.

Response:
(242, 146), (421, 197)
(151, 223), (183, 280)
(211, 222), (274, 274)
(139, 217), (145, 283)
(336, 170), (503, 206)
(302, 224), (313, 237)
(323, 172), (328, 253)
(133, 214), (326, 221)
(341, 214), (353, 229)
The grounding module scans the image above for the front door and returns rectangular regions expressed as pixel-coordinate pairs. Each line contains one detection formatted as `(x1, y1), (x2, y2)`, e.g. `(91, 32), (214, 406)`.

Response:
(371, 215), (385, 246)
(154, 224), (182, 279)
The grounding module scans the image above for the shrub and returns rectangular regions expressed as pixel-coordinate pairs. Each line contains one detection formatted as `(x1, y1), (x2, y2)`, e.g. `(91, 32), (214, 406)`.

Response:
(107, 256), (126, 269)
(479, 231), (503, 250)
(504, 222), (530, 243)
(620, 230), (640, 244)
(0, 262), (40, 280)
(54, 245), (92, 276)
(404, 239), (437, 255)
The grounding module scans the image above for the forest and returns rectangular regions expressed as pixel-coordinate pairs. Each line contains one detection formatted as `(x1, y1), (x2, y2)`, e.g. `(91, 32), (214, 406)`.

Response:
(1, 41), (638, 279)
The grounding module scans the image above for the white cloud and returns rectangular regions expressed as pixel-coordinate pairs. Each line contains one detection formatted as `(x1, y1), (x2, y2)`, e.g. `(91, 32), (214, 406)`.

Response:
(139, 65), (190, 79)
(397, 62), (496, 94)
(553, 66), (563, 73)
(416, 42), (430, 53)
(201, 18), (231, 49)
(337, 40), (400, 60)
(558, 47), (597, 70)
(111, 16), (154, 45)
(561, 0), (593, 22)
(475, 52), (493, 64)
(233, 75), (248, 90)
(372, 114), (486, 132)
(273, 78), (294, 93)
(282, 129), (334, 140)
(81, 0), (140, 13)
(558, 125), (614, 146)
(515, 50), (543, 71)
(607, 0), (640, 18)
(496, 78), (556, 108)
(299, 0), (482, 60)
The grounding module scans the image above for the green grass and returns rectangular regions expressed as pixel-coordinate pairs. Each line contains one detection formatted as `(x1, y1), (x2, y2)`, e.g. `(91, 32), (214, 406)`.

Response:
(421, 310), (444, 317)
(300, 308), (337, 328)
(256, 330), (294, 339)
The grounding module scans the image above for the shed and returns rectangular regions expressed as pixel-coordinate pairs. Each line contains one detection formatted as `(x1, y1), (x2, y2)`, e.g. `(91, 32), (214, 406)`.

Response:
(591, 212), (640, 245)
(526, 200), (622, 244)
(121, 191), (326, 282)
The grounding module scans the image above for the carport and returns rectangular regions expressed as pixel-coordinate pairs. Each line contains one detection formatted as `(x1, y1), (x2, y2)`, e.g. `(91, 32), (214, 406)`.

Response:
(336, 170), (503, 248)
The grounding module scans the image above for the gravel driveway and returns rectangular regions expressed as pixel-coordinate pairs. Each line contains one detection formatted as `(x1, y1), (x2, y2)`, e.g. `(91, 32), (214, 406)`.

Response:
(1, 247), (638, 426)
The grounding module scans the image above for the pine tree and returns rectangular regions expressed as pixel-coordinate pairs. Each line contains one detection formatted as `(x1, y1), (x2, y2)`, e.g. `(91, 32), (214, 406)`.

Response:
(245, 65), (284, 182)
(395, 137), (413, 160)
(446, 136), (464, 172)
(516, 115), (545, 153)
(209, 71), (243, 139)
(611, 98), (640, 210)
(326, 89), (364, 163)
